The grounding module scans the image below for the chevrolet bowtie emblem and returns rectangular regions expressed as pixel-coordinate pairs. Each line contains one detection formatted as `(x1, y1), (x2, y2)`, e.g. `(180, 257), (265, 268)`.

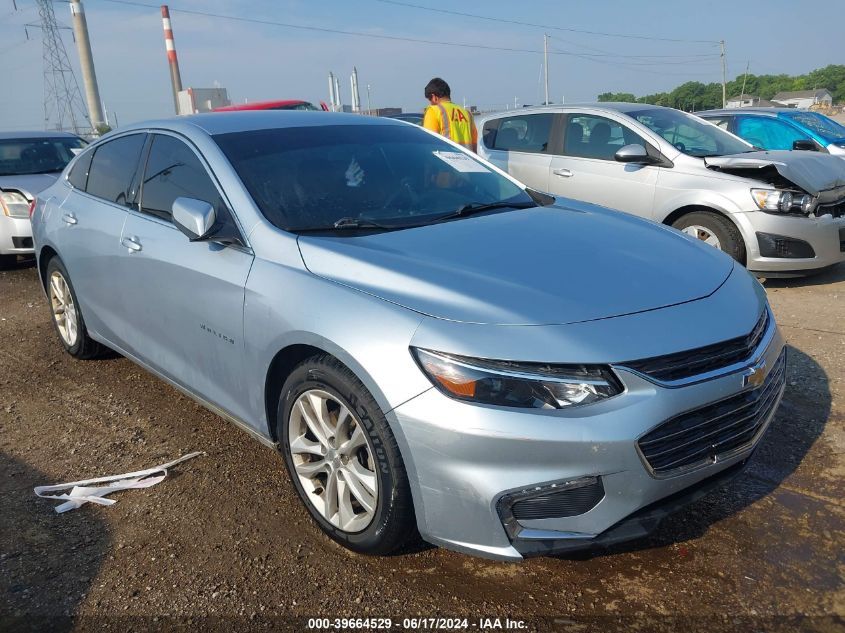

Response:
(742, 358), (768, 389)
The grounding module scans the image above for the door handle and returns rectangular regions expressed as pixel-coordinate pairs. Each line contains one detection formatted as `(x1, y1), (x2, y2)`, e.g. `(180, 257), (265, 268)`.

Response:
(121, 236), (142, 252)
(553, 168), (573, 178)
(62, 213), (77, 225)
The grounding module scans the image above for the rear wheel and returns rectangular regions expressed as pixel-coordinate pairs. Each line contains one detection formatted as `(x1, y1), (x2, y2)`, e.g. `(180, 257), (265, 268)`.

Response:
(278, 355), (416, 555)
(45, 257), (107, 359)
(672, 210), (746, 264)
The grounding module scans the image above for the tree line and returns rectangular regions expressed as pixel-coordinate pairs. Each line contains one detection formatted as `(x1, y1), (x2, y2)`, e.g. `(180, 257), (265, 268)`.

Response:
(597, 64), (845, 111)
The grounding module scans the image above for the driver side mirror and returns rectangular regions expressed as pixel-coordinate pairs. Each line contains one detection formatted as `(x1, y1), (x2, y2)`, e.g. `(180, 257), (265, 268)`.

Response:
(614, 144), (653, 164)
(172, 197), (216, 241)
(792, 139), (818, 151)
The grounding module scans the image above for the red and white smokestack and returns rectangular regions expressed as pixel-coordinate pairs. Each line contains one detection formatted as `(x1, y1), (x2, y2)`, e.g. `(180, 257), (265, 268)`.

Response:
(161, 5), (183, 114)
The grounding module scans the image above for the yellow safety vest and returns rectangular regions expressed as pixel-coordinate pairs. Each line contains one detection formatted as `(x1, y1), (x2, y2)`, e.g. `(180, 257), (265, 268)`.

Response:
(423, 101), (478, 148)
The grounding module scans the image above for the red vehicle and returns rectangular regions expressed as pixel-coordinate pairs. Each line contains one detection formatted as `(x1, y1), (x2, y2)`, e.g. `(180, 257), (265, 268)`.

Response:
(213, 99), (329, 112)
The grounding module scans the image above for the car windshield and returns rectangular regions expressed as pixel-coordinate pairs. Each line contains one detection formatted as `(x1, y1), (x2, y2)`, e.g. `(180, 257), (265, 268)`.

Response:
(214, 124), (532, 231)
(628, 108), (752, 157)
(0, 137), (87, 176)
(786, 111), (845, 142)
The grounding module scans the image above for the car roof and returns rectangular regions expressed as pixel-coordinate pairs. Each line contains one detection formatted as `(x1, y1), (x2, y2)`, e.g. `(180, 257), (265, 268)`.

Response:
(116, 111), (406, 137)
(212, 99), (312, 112)
(697, 108), (802, 117)
(478, 102), (674, 119)
(0, 130), (84, 140)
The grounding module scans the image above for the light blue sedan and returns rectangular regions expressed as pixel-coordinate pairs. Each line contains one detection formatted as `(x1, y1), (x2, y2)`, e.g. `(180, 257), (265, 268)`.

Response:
(31, 112), (785, 560)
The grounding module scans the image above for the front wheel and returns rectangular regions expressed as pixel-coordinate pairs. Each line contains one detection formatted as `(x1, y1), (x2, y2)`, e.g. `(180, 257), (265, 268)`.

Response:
(672, 211), (746, 264)
(277, 355), (416, 555)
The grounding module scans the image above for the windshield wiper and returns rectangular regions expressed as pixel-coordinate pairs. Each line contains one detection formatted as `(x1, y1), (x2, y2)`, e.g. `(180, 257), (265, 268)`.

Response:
(290, 216), (413, 233)
(432, 200), (536, 224)
(332, 216), (396, 229)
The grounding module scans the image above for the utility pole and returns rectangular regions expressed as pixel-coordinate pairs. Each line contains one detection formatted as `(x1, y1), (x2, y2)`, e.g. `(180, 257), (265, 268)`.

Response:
(739, 60), (750, 106)
(720, 39), (727, 108)
(69, 0), (105, 130)
(543, 34), (549, 106)
(366, 84), (372, 115)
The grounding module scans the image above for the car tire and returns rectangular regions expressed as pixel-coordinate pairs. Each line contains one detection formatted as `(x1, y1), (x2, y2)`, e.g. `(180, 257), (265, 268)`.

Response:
(277, 355), (416, 555)
(45, 257), (107, 359)
(672, 210), (746, 264)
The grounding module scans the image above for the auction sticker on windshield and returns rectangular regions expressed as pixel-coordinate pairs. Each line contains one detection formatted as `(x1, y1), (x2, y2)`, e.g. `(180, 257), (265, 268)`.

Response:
(433, 151), (489, 172)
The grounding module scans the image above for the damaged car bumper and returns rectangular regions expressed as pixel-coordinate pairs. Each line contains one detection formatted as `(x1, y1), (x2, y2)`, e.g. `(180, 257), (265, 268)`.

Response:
(733, 207), (845, 276)
(0, 214), (34, 256)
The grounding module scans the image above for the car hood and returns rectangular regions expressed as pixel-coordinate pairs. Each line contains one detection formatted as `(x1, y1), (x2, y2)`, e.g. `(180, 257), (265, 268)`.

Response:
(704, 150), (845, 198)
(297, 204), (734, 326)
(0, 173), (61, 198)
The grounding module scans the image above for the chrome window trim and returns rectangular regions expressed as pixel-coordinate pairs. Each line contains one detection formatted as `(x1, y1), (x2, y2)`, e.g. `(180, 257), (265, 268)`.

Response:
(132, 129), (251, 249)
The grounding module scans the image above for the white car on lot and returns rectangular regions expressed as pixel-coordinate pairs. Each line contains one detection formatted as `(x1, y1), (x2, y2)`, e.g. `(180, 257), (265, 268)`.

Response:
(1, 131), (88, 267)
(477, 103), (845, 277)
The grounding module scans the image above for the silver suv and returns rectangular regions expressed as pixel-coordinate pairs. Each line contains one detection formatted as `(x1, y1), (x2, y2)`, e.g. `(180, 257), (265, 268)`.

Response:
(477, 103), (845, 277)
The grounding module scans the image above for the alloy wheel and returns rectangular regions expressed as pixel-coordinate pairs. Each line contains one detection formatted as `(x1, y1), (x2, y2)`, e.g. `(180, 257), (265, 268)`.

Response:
(288, 389), (378, 532)
(682, 224), (722, 248)
(49, 271), (78, 347)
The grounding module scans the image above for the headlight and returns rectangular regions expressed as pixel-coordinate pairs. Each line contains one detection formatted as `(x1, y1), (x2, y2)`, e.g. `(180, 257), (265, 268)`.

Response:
(411, 348), (622, 409)
(751, 189), (813, 214)
(0, 190), (31, 218)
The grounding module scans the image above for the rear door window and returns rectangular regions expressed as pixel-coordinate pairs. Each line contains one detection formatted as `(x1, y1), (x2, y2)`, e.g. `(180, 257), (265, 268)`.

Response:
(736, 116), (809, 150)
(563, 114), (646, 160)
(488, 113), (554, 153)
(139, 134), (227, 221)
(85, 134), (146, 206)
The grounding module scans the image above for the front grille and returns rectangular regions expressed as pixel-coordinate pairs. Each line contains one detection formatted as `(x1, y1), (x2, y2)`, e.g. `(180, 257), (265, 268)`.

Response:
(638, 349), (786, 476)
(511, 479), (605, 520)
(12, 236), (33, 249)
(817, 199), (845, 219)
(756, 232), (816, 259)
(620, 309), (769, 382)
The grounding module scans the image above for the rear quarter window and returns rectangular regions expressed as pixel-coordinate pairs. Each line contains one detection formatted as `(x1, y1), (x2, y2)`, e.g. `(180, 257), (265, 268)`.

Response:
(67, 150), (94, 190)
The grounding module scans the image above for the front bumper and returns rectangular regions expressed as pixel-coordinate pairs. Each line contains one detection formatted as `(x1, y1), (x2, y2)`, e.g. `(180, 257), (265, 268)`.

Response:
(733, 209), (845, 275)
(0, 215), (34, 256)
(391, 324), (785, 561)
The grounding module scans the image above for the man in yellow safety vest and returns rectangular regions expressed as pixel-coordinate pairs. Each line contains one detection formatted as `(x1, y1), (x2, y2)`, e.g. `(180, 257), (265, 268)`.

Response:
(423, 77), (478, 153)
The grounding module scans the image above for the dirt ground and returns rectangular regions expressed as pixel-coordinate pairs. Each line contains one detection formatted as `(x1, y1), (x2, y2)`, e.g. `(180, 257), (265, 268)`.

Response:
(1, 259), (843, 633)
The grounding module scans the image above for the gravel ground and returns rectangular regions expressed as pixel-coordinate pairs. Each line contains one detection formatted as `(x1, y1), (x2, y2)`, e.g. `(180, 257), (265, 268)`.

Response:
(1, 259), (843, 633)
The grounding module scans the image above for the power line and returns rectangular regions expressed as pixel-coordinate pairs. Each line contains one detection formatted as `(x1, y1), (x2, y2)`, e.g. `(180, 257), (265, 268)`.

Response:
(374, 0), (721, 44)
(545, 35), (719, 59)
(96, 0), (581, 55)
(98, 0), (721, 68)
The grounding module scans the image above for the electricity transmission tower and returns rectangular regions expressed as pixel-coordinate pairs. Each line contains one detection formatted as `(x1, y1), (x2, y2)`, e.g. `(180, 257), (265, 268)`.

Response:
(31, 0), (90, 134)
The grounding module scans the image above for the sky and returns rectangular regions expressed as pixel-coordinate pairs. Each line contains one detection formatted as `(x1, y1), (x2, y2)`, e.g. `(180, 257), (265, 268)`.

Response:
(2, 0), (844, 131)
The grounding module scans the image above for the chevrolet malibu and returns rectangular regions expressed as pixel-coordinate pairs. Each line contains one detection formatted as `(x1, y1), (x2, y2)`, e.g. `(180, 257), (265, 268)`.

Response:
(32, 112), (786, 560)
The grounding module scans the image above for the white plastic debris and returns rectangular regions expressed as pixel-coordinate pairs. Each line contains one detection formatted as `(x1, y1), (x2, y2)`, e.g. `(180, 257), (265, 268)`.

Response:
(34, 451), (204, 513)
